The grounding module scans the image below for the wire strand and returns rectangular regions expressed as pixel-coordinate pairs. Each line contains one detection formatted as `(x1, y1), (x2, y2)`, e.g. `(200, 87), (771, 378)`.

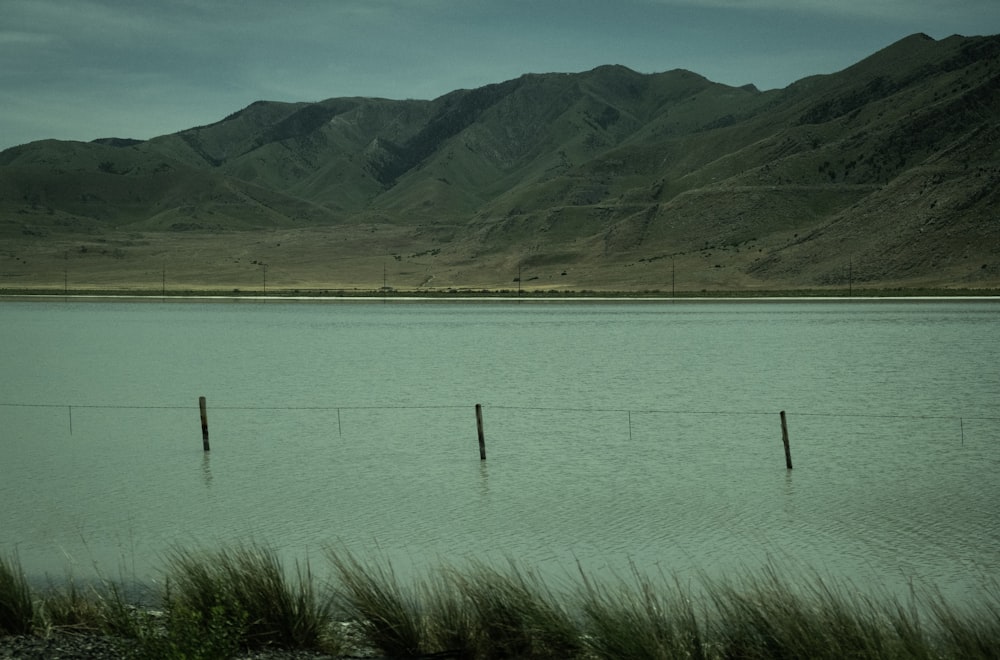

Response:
(1, 401), (997, 420)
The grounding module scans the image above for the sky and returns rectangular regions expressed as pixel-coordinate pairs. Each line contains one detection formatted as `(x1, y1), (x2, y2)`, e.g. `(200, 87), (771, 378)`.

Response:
(2, 0), (999, 151)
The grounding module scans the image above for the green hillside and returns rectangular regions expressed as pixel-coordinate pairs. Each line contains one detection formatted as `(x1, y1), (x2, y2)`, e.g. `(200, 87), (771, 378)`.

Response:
(1, 33), (998, 293)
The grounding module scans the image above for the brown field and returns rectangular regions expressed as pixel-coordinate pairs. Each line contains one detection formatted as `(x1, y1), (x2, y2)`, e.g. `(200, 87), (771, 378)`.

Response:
(4, 225), (997, 296)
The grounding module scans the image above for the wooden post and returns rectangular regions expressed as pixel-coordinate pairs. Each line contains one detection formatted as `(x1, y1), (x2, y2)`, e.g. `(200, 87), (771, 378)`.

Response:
(475, 404), (486, 460)
(780, 410), (792, 469)
(199, 396), (210, 451)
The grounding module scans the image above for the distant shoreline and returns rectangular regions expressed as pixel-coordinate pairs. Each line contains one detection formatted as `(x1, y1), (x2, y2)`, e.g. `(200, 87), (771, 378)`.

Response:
(2, 293), (999, 304)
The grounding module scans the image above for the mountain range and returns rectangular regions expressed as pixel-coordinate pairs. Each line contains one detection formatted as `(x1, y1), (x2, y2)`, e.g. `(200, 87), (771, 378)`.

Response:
(2, 32), (998, 293)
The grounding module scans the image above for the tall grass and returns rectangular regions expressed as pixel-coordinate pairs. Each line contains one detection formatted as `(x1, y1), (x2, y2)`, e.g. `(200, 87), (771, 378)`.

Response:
(3, 547), (1000, 659)
(453, 560), (582, 659)
(164, 543), (337, 652)
(329, 552), (581, 659)
(703, 565), (916, 659)
(926, 582), (1000, 659)
(577, 563), (706, 659)
(328, 550), (428, 657)
(0, 552), (34, 635)
(420, 568), (478, 658)
(38, 579), (116, 635)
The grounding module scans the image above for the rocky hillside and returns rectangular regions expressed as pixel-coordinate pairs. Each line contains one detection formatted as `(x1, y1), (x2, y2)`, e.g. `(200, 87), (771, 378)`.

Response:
(1, 33), (998, 292)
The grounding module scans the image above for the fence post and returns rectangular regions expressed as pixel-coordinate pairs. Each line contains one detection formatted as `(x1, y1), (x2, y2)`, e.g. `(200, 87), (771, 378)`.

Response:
(475, 404), (486, 460)
(780, 410), (792, 469)
(199, 396), (210, 451)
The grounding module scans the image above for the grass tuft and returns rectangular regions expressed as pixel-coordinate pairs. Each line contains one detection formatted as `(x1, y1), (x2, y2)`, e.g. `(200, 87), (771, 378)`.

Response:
(926, 581), (1000, 660)
(165, 543), (338, 653)
(38, 579), (108, 635)
(0, 553), (34, 636)
(701, 564), (952, 660)
(3, 545), (1000, 659)
(452, 559), (582, 659)
(577, 563), (706, 660)
(328, 550), (429, 657)
(420, 569), (478, 659)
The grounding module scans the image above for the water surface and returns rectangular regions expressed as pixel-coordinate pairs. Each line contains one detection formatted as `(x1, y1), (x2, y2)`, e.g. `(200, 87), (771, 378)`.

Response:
(1, 300), (997, 603)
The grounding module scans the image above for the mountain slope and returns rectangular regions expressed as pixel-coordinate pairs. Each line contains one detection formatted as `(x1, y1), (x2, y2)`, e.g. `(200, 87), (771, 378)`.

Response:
(1, 33), (998, 292)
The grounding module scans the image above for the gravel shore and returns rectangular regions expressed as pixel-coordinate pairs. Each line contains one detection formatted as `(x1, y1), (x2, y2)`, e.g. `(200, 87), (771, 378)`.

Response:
(0, 633), (372, 659)
(0, 634), (128, 660)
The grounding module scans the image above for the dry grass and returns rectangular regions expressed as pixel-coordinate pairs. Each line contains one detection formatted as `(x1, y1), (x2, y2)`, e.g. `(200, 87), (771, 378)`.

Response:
(164, 543), (337, 652)
(0, 552), (34, 636)
(5, 222), (997, 295)
(328, 550), (427, 657)
(577, 563), (707, 659)
(3, 550), (1000, 658)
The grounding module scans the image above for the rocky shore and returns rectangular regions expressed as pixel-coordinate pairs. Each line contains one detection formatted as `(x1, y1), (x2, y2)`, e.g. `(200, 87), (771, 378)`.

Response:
(0, 634), (128, 660)
(0, 633), (369, 660)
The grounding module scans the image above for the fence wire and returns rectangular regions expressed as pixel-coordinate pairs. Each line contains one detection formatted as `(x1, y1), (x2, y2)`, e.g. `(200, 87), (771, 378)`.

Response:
(1, 400), (998, 420)
(2, 400), (997, 466)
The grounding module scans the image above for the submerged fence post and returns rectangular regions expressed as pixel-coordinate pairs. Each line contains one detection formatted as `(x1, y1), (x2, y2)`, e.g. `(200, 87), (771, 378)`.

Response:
(475, 404), (486, 460)
(199, 396), (210, 451)
(780, 410), (792, 469)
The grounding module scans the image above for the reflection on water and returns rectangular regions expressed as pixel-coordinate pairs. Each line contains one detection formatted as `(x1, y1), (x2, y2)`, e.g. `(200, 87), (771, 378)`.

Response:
(0, 301), (998, 606)
(477, 461), (490, 499)
(201, 452), (212, 487)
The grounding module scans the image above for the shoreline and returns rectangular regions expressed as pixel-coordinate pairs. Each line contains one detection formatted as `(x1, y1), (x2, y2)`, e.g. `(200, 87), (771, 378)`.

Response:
(2, 293), (1000, 304)
(3, 548), (998, 660)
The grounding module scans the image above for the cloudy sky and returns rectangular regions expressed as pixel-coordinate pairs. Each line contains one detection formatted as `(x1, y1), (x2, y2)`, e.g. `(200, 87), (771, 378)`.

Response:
(2, 0), (998, 151)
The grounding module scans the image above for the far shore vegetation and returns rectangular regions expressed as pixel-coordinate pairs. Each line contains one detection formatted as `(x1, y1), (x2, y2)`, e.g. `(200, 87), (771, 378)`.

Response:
(2, 545), (998, 659)
(2, 285), (999, 300)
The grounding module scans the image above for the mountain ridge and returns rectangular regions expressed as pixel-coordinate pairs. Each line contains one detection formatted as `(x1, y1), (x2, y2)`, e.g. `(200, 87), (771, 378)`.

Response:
(1, 33), (998, 292)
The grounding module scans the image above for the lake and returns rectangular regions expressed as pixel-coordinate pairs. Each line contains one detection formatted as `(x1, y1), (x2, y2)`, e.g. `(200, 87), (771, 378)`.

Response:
(1, 298), (998, 605)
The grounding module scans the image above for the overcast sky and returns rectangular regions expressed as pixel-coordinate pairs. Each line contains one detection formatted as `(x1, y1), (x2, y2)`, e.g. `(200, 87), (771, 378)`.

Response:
(2, 0), (999, 151)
